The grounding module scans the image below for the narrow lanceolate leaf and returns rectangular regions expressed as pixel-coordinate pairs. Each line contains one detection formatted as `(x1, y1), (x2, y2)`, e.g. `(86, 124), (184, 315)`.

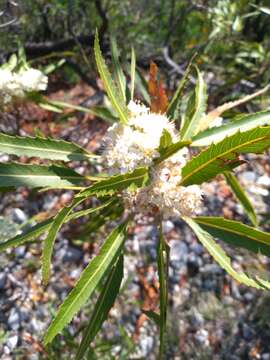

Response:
(0, 163), (83, 188)
(157, 226), (170, 359)
(184, 217), (270, 290)
(0, 133), (96, 161)
(195, 85), (270, 134)
(181, 126), (270, 186)
(155, 140), (191, 165)
(130, 46), (136, 101)
(167, 54), (195, 119)
(194, 216), (270, 258)
(158, 129), (173, 152)
(94, 31), (128, 124)
(77, 167), (149, 198)
(111, 36), (126, 102)
(0, 200), (114, 252)
(224, 172), (257, 226)
(75, 255), (124, 360)
(42, 197), (84, 285)
(181, 66), (207, 140)
(192, 110), (270, 147)
(44, 222), (128, 345)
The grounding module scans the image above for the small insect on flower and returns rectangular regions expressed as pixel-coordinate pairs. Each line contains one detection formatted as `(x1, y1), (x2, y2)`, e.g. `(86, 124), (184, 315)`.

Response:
(102, 100), (203, 218)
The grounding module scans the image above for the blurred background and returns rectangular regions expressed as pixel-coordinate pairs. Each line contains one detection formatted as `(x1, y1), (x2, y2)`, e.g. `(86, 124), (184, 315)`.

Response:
(1, 0), (270, 359)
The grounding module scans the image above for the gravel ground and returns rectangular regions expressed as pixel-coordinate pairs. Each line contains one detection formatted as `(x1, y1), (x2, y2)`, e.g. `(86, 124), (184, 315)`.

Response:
(1, 107), (270, 359)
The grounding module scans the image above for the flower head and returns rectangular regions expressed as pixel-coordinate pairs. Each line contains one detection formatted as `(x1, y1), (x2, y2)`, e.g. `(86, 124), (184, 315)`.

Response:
(102, 100), (203, 218)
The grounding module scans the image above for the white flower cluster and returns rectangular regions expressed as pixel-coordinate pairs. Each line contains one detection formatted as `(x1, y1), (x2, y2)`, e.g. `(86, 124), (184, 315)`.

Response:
(102, 101), (203, 218)
(0, 67), (48, 106)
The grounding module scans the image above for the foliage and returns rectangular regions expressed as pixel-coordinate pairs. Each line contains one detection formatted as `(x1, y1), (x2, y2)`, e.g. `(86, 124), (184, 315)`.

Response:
(1, 9), (270, 357)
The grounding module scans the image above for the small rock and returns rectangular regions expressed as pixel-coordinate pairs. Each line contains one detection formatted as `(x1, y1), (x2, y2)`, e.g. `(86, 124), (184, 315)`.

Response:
(7, 335), (18, 349)
(7, 308), (21, 331)
(0, 273), (7, 289)
(257, 175), (270, 187)
(202, 263), (223, 275)
(62, 246), (83, 263)
(10, 208), (27, 224)
(162, 220), (174, 234)
(241, 171), (256, 183)
(242, 323), (254, 340)
(187, 255), (201, 277)
(170, 241), (188, 262)
(262, 354), (270, 360)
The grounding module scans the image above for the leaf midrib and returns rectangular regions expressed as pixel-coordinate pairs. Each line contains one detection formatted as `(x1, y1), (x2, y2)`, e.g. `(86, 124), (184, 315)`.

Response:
(45, 229), (125, 343)
(0, 140), (93, 158)
(195, 218), (270, 246)
(181, 134), (267, 184)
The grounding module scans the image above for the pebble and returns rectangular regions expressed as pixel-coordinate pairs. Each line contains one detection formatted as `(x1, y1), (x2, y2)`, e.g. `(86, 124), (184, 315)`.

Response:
(257, 175), (270, 187)
(62, 246), (83, 263)
(0, 273), (7, 289)
(7, 308), (21, 331)
(10, 208), (27, 224)
(6, 335), (18, 350)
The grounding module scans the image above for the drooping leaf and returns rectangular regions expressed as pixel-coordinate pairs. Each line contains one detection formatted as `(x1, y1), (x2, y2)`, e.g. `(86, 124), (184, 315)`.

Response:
(75, 255), (124, 360)
(180, 126), (270, 186)
(0, 163), (83, 188)
(77, 167), (149, 198)
(148, 62), (168, 114)
(192, 110), (270, 147)
(224, 172), (257, 226)
(0, 200), (114, 252)
(167, 54), (195, 119)
(184, 217), (270, 290)
(155, 140), (191, 165)
(157, 226), (170, 358)
(194, 216), (270, 258)
(130, 47), (136, 101)
(181, 66), (207, 140)
(0, 133), (97, 161)
(94, 31), (128, 124)
(111, 36), (126, 102)
(196, 85), (270, 134)
(41, 197), (84, 285)
(44, 222), (128, 344)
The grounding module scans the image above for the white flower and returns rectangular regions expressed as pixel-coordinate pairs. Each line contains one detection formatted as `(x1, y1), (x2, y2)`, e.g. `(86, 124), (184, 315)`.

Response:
(18, 68), (48, 92)
(103, 101), (178, 174)
(0, 66), (48, 106)
(103, 100), (203, 218)
(209, 116), (223, 128)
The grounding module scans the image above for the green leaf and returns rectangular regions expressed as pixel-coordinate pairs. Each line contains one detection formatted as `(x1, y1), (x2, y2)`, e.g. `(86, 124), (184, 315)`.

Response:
(181, 126), (270, 186)
(44, 222), (128, 344)
(142, 310), (160, 326)
(184, 217), (270, 290)
(0, 163), (83, 188)
(194, 216), (270, 258)
(158, 129), (173, 152)
(42, 197), (84, 285)
(0, 133), (97, 161)
(111, 36), (126, 102)
(77, 167), (149, 198)
(167, 54), (195, 119)
(192, 111), (270, 147)
(224, 172), (257, 226)
(181, 66), (207, 140)
(75, 255), (123, 360)
(157, 226), (170, 359)
(0, 200), (114, 252)
(155, 139), (191, 164)
(94, 31), (128, 124)
(130, 47), (136, 101)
